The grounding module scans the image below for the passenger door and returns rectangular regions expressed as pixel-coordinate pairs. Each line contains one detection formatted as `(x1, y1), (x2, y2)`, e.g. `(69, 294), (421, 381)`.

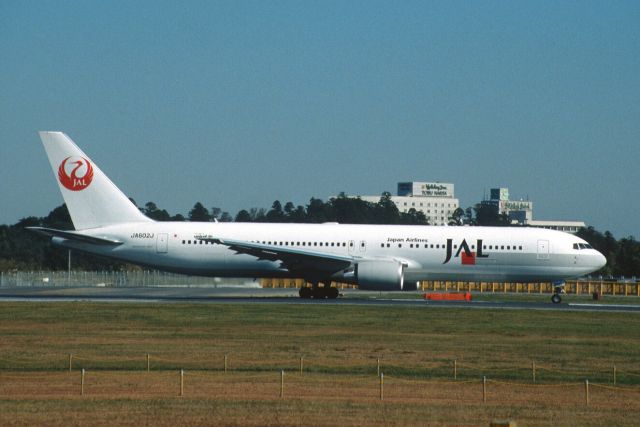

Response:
(157, 233), (168, 253)
(537, 239), (549, 260)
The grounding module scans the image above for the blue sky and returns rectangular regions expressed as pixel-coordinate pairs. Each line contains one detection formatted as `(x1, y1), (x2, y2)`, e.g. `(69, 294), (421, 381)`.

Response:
(1, 1), (638, 238)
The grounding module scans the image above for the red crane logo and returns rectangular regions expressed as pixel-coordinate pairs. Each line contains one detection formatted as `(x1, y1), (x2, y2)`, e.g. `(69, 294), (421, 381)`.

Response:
(58, 157), (94, 191)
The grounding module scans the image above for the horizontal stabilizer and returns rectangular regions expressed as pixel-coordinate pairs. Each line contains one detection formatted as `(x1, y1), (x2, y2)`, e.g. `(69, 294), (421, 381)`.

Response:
(27, 227), (123, 246)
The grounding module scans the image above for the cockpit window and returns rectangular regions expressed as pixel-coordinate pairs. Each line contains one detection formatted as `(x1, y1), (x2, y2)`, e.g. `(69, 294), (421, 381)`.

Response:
(574, 243), (594, 250)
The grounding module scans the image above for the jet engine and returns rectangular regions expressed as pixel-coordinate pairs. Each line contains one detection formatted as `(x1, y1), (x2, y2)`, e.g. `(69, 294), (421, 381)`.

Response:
(356, 260), (416, 291)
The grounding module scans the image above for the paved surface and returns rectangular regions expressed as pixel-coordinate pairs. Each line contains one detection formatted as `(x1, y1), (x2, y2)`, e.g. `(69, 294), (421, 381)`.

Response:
(1, 286), (640, 313)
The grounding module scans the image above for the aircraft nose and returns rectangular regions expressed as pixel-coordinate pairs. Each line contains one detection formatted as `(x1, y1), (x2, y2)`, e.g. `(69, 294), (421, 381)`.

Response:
(594, 251), (607, 270)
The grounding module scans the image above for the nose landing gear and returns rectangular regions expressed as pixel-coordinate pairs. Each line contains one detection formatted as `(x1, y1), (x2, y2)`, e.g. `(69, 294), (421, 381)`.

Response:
(551, 282), (565, 304)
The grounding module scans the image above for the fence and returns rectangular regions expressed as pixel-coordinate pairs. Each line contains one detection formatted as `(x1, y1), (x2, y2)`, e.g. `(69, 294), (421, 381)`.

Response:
(0, 270), (257, 288)
(2, 354), (640, 406)
(262, 277), (640, 297)
(2, 271), (639, 297)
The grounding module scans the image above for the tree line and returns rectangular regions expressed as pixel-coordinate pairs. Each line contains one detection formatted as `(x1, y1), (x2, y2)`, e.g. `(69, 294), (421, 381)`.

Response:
(0, 194), (637, 277)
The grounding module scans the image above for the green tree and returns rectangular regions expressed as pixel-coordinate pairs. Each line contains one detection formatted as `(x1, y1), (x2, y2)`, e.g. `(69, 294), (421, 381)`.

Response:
(375, 192), (401, 224)
(265, 200), (285, 222)
(306, 198), (332, 223)
(473, 204), (510, 226)
(400, 208), (429, 225)
(188, 202), (211, 222)
(235, 210), (252, 222)
(448, 207), (465, 226)
(144, 202), (171, 221)
(331, 194), (375, 224)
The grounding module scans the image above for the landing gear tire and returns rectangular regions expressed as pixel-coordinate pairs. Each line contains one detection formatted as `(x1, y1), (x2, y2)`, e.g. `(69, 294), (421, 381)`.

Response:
(312, 287), (327, 299)
(551, 293), (562, 304)
(299, 287), (312, 299)
(327, 287), (339, 299)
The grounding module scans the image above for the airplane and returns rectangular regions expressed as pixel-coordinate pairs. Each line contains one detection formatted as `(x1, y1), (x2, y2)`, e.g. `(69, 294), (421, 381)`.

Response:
(28, 131), (606, 303)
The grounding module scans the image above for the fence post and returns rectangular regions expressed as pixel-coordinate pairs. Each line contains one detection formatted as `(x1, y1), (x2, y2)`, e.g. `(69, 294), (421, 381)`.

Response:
(69, 354), (73, 372)
(454, 359), (457, 380)
(224, 354), (228, 373)
(147, 354), (150, 372)
(585, 379), (589, 405)
(483, 376), (487, 403)
(380, 372), (384, 401)
(532, 361), (536, 383)
(81, 369), (85, 395)
(377, 358), (380, 377)
(613, 364), (617, 385)
(280, 370), (285, 399)
(300, 356), (304, 376)
(180, 370), (184, 397)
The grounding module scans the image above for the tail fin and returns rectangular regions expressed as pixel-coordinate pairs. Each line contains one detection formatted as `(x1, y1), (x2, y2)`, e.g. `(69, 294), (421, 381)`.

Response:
(39, 131), (152, 230)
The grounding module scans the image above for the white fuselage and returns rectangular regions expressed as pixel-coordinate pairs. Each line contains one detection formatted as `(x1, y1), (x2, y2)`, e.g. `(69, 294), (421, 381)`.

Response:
(57, 221), (606, 284)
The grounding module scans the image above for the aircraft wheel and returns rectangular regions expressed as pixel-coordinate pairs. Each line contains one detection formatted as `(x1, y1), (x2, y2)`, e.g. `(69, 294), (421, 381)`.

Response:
(551, 294), (562, 304)
(327, 287), (339, 299)
(312, 287), (327, 299)
(299, 287), (312, 299)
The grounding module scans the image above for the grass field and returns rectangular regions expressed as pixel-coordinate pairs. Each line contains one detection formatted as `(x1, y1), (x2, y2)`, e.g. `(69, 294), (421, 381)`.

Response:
(2, 301), (640, 426)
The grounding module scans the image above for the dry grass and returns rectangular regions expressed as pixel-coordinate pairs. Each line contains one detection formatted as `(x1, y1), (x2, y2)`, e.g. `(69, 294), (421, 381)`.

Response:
(2, 302), (640, 425)
(2, 371), (640, 426)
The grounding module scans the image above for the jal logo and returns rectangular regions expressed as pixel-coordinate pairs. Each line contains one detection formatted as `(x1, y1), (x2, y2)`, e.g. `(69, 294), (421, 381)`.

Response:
(443, 239), (489, 265)
(58, 156), (94, 191)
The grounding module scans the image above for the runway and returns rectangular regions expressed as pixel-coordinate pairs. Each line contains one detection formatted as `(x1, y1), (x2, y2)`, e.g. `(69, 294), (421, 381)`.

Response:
(2, 286), (640, 313)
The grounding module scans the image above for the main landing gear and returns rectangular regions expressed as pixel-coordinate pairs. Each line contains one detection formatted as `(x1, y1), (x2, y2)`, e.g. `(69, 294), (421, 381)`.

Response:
(299, 283), (339, 299)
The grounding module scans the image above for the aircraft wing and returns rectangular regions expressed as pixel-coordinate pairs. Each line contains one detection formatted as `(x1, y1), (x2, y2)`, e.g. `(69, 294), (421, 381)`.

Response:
(27, 227), (124, 246)
(196, 235), (355, 275)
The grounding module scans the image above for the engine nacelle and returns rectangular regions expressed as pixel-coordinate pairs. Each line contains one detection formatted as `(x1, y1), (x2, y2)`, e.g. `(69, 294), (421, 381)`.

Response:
(356, 260), (412, 291)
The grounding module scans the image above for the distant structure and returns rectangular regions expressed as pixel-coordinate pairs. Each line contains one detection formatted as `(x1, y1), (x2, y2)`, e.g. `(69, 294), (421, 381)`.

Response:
(356, 182), (460, 226)
(481, 188), (533, 223)
(481, 187), (585, 233)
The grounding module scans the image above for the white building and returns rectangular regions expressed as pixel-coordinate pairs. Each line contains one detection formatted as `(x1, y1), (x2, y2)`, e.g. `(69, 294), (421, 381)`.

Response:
(482, 187), (585, 233)
(356, 182), (459, 226)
